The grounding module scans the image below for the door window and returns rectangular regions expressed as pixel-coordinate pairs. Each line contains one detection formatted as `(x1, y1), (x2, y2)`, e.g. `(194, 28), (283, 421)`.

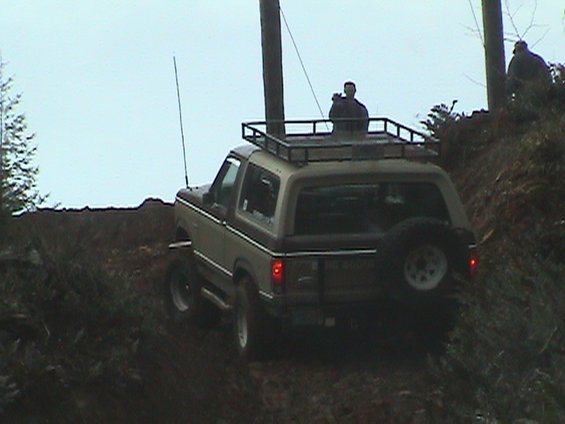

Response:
(211, 157), (241, 209)
(239, 164), (280, 227)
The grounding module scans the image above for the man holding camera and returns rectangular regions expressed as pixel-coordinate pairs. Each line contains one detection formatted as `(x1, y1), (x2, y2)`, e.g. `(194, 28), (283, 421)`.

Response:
(329, 81), (369, 137)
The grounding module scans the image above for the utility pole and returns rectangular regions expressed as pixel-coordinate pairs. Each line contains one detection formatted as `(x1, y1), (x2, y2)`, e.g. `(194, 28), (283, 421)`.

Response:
(259, 0), (285, 137)
(482, 0), (506, 111)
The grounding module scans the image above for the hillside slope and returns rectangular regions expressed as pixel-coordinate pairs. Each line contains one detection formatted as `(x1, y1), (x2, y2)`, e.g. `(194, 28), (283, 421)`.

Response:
(1, 107), (564, 423)
(432, 106), (564, 422)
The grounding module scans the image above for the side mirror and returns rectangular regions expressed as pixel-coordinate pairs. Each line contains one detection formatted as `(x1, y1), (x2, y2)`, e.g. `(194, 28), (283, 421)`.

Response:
(203, 191), (215, 205)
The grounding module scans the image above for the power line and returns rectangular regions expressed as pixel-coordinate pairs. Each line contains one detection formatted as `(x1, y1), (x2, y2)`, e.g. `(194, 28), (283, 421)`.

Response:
(467, 0), (485, 46)
(279, 6), (328, 128)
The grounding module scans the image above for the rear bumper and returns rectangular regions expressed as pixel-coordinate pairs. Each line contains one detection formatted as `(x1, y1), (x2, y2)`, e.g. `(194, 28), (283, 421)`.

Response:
(261, 293), (459, 327)
(266, 301), (382, 327)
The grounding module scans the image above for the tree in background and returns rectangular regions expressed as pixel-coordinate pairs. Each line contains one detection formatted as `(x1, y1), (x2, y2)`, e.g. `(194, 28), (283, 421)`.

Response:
(0, 58), (42, 229)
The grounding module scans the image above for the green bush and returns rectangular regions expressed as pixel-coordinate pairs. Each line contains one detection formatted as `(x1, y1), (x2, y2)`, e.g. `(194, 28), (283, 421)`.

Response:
(0, 236), (163, 417)
(421, 89), (565, 422)
(419, 100), (462, 139)
(435, 259), (565, 422)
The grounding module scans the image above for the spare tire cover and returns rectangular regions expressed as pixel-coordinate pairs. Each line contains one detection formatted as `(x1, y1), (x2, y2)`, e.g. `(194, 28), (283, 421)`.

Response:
(376, 217), (467, 300)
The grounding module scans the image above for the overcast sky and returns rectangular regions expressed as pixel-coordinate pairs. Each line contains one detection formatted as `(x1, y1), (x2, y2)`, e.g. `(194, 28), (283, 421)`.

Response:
(1, 1), (563, 208)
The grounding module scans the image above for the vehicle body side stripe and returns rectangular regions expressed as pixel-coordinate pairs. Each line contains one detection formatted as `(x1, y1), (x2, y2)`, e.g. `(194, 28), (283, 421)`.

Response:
(194, 250), (233, 278)
(283, 249), (377, 257)
(227, 225), (377, 257)
(176, 195), (222, 225)
(226, 224), (272, 255)
(180, 196), (378, 261)
(259, 290), (274, 300)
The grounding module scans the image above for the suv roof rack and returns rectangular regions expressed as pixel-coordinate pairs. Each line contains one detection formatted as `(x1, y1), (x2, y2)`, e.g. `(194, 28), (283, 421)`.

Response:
(241, 118), (439, 164)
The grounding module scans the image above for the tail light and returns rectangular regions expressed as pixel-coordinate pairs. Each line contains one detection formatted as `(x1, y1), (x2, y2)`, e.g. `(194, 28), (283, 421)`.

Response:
(468, 246), (478, 278)
(271, 258), (285, 293)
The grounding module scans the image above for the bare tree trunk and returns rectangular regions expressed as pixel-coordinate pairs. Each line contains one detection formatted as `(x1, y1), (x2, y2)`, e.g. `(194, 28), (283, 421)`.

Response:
(259, 0), (285, 137)
(482, 0), (506, 111)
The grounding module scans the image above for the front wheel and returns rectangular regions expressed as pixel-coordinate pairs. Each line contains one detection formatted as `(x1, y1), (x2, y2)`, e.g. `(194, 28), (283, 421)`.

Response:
(164, 257), (221, 328)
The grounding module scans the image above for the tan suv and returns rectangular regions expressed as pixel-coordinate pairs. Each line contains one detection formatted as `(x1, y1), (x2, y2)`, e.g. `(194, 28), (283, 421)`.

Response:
(164, 118), (477, 360)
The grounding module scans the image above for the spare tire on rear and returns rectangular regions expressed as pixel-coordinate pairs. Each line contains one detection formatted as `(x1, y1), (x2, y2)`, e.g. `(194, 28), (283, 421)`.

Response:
(376, 217), (467, 303)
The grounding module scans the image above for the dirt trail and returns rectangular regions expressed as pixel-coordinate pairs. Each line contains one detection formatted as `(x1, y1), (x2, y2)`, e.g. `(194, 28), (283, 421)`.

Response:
(11, 198), (445, 423)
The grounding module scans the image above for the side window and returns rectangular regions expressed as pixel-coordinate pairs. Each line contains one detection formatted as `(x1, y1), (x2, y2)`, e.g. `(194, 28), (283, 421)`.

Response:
(239, 164), (280, 227)
(211, 157), (240, 209)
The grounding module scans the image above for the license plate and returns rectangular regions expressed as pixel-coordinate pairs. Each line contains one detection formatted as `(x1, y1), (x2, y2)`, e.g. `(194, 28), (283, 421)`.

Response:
(324, 258), (375, 287)
(291, 308), (323, 325)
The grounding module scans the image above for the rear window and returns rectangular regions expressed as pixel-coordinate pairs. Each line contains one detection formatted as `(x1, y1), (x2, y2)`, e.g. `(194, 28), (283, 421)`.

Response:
(294, 182), (449, 235)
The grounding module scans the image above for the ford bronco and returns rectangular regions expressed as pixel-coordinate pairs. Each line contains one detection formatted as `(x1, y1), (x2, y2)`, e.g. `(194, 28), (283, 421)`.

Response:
(164, 118), (477, 360)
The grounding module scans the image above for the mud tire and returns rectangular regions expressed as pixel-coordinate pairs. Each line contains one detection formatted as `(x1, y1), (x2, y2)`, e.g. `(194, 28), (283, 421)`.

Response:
(164, 257), (221, 329)
(233, 276), (276, 361)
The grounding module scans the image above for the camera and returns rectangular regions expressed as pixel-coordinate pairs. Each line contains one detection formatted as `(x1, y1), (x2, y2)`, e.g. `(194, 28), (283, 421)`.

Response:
(332, 92), (344, 101)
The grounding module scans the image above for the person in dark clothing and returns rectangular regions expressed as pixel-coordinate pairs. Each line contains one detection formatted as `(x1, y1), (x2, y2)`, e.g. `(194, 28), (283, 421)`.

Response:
(506, 40), (551, 99)
(329, 81), (369, 137)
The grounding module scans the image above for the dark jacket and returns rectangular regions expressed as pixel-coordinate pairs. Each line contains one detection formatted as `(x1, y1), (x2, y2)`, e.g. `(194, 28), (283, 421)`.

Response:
(329, 97), (369, 135)
(507, 49), (551, 96)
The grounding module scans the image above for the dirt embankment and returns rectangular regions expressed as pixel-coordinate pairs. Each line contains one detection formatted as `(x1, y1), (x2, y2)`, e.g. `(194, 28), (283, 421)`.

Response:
(5, 107), (563, 422)
(7, 199), (448, 423)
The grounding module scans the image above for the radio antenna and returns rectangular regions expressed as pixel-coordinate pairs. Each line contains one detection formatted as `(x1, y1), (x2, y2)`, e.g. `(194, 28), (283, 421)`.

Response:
(173, 56), (189, 188)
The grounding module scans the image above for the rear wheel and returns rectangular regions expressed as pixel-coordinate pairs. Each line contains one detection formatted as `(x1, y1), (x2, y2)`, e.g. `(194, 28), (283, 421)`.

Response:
(233, 276), (277, 361)
(164, 257), (221, 329)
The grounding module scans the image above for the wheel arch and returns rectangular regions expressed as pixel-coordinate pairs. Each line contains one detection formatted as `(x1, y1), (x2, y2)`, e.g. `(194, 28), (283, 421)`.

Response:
(233, 258), (258, 288)
(174, 224), (192, 242)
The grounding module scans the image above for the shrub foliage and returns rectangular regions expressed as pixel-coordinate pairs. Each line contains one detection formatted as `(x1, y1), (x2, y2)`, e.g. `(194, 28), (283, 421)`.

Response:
(0, 59), (43, 236)
(426, 78), (565, 422)
(437, 260), (565, 422)
(0, 235), (162, 419)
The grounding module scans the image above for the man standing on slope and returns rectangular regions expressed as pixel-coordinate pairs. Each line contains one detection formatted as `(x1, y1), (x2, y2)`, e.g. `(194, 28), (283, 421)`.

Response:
(506, 40), (551, 100)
